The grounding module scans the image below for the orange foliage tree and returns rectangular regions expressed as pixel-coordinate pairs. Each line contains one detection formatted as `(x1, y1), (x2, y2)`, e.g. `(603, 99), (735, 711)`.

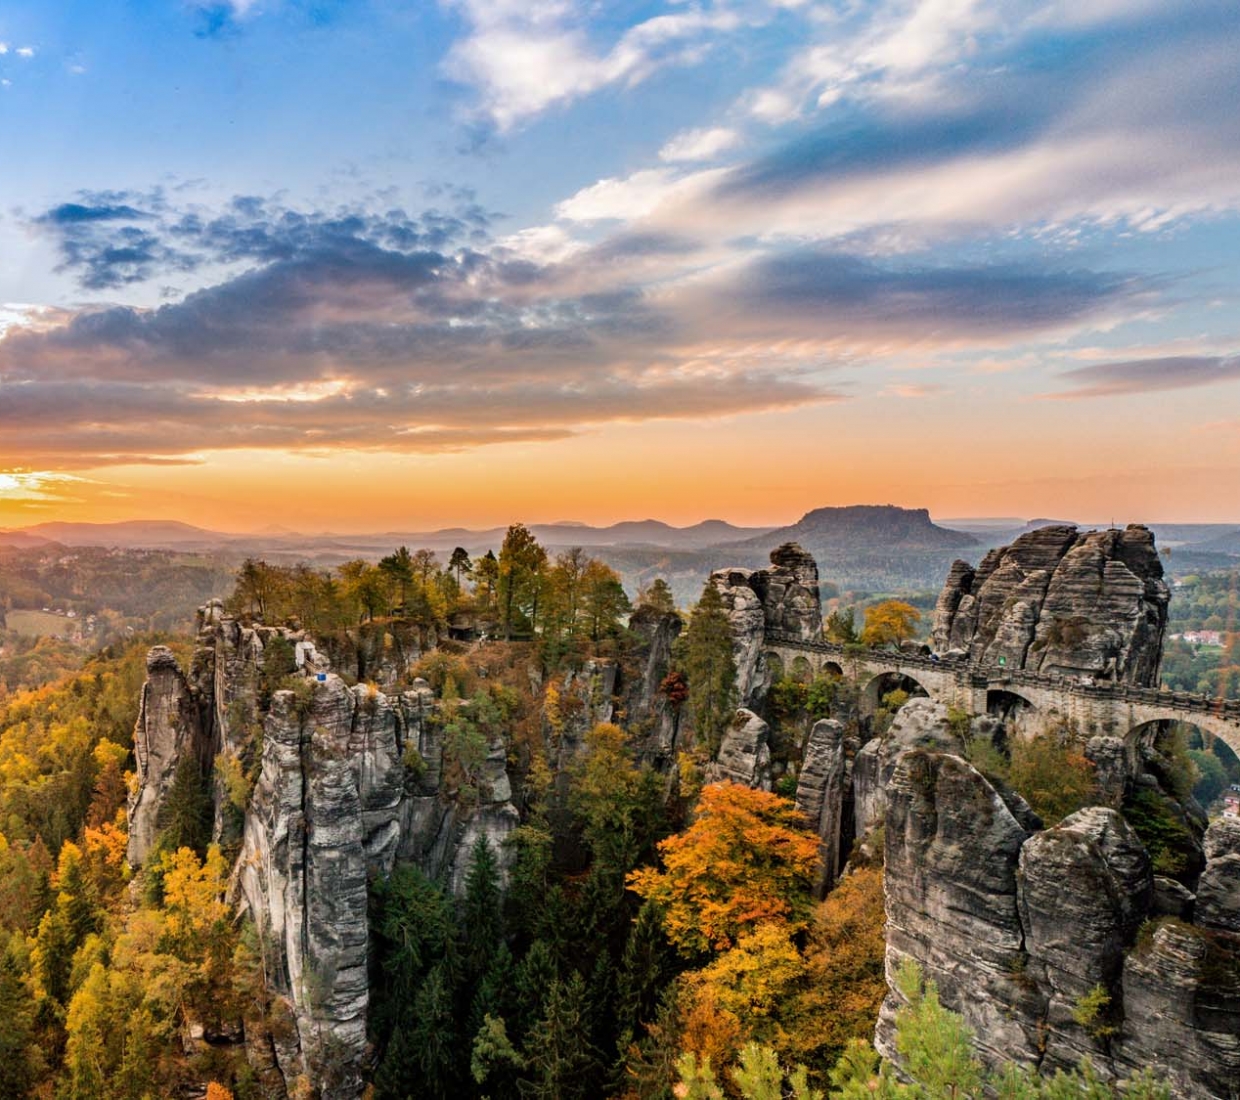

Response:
(627, 783), (820, 957)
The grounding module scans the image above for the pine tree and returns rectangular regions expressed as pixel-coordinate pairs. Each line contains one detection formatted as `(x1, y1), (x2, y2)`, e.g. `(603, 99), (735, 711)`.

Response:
(681, 583), (737, 755)
(0, 949), (38, 1098)
(519, 971), (601, 1100)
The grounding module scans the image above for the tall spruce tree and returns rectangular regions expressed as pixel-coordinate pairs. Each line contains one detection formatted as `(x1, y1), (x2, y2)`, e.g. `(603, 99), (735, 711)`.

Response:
(681, 583), (738, 755)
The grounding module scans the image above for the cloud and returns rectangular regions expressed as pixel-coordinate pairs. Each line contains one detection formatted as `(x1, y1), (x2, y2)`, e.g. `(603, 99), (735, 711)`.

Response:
(673, 248), (1152, 346)
(540, 2), (1240, 252)
(1043, 355), (1240, 399)
(882, 382), (944, 398)
(442, 1), (756, 131)
(30, 191), (493, 290)
(0, 183), (1174, 469)
(16, 46), (34, 58)
(659, 127), (742, 162)
(555, 168), (725, 224)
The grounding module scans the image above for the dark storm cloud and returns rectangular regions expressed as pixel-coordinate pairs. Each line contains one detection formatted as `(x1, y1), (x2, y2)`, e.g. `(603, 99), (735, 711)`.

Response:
(1044, 356), (1240, 399)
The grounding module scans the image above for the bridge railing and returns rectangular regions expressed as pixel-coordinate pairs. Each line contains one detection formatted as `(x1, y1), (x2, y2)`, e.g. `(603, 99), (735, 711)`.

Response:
(764, 632), (1240, 721)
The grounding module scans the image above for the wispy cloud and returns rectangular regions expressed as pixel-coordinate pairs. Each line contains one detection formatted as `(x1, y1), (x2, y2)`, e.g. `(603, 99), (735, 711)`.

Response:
(1043, 355), (1240, 399)
(659, 127), (742, 163)
(442, 1), (765, 131)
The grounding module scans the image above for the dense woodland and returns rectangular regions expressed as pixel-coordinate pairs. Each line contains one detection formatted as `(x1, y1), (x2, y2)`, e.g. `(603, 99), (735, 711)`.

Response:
(0, 528), (1232, 1097)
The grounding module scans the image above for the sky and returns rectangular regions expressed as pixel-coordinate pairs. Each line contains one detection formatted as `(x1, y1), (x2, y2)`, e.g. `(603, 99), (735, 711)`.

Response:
(2, 0), (1240, 532)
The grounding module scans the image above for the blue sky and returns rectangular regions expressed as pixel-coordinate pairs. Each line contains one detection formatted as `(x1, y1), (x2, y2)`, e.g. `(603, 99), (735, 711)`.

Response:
(2, 0), (1240, 529)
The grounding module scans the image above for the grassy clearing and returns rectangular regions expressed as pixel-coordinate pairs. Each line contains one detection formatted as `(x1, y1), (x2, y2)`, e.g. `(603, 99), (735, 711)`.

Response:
(5, 609), (76, 638)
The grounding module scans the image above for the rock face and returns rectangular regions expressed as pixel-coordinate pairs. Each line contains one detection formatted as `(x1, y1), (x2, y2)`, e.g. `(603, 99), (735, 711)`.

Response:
(706, 708), (772, 789)
(127, 645), (209, 867)
(710, 541), (822, 706)
(1018, 808), (1152, 1072)
(1196, 818), (1240, 935)
(932, 525), (1169, 684)
(128, 608), (519, 1100)
(877, 734), (1240, 1097)
(795, 719), (850, 890)
(879, 749), (1039, 1069)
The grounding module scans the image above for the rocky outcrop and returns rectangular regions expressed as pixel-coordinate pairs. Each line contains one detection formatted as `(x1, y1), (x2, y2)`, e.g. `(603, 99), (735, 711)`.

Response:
(1018, 808), (1151, 1072)
(625, 606), (683, 757)
(1196, 818), (1240, 935)
(876, 732), (1239, 1096)
(706, 708), (772, 789)
(1119, 920), (1240, 1098)
(127, 645), (209, 866)
(932, 525), (1168, 685)
(129, 608), (519, 1100)
(879, 748), (1039, 1068)
(709, 541), (822, 706)
(795, 719), (851, 890)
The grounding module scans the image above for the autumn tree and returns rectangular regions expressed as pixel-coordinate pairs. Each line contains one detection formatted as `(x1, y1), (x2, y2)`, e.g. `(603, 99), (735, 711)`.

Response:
(638, 577), (677, 615)
(475, 551), (500, 609)
(580, 559), (631, 642)
(628, 783), (820, 957)
(680, 583), (738, 755)
(1007, 730), (1098, 825)
(861, 601), (922, 647)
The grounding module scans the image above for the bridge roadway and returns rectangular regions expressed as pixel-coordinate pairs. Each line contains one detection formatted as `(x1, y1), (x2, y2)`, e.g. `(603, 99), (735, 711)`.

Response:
(764, 631), (1240, 758)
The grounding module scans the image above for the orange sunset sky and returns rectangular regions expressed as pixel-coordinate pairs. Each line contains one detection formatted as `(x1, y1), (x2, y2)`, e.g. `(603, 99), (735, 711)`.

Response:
(3, 2), (1240, 533)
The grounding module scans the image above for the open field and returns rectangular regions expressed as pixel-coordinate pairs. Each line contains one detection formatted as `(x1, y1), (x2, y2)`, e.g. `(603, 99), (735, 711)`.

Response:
(4, 610), (76, 638)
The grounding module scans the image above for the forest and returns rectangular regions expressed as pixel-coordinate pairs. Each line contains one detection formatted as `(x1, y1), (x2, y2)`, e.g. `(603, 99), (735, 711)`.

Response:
(0, 525), (1229, 1098)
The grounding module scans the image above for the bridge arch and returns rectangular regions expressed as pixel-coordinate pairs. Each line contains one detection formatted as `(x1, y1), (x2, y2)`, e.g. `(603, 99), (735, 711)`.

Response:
(1119, 707), (1240, 764)
(861, 670), (930, 717)
(765, 652), (785, 682)
(987, 687), (1040, 740)
(821, 660), (845, 679)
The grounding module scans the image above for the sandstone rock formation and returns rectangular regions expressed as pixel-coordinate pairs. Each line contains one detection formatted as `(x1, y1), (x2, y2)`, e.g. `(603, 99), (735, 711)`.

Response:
(932, 524), (1169, 684)
(874, 730), (1239, 1097)
(128, 645), (208, 866)
(625, 605), (683, 755)
(706, 708), (772, 789)
(128, 608), (520, 1100)
(1196, 818), (1240, 935)
(710, 541), (822, 705)
(795, 718), (850, 890)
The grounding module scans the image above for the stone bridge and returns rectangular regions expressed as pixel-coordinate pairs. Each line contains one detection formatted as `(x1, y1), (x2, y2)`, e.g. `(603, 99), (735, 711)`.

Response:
(765, 632), (1240, 758)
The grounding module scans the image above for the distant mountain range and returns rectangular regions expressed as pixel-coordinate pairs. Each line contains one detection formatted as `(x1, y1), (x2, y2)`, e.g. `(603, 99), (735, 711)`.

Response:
(6, 517), (776, 554)
(5, 508), (1236, 606)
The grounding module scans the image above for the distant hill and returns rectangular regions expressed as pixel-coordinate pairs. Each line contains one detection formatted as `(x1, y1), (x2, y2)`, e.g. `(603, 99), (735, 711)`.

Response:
(1189, 528), (1240, 555)
(17, 520), (227, 549)
(6, 517), (775, 556)
(724, 505), (976, 553)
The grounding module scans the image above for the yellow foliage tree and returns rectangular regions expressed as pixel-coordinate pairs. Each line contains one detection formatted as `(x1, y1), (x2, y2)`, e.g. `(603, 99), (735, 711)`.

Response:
(628, 783), (820, 956)
(860, 602), (922, 647)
